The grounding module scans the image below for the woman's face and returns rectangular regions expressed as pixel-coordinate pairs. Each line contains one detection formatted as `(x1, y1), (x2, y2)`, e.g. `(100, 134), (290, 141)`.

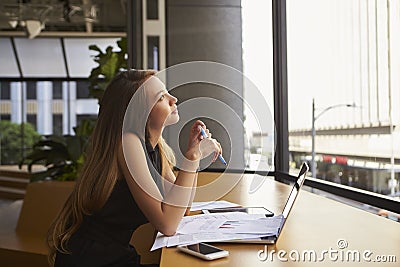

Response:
(147, 77), (179, 130)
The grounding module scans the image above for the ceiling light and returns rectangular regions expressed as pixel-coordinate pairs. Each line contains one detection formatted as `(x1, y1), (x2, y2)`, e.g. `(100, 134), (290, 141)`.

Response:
(25, 20), (44, 39)
(8, 20), (18, 28)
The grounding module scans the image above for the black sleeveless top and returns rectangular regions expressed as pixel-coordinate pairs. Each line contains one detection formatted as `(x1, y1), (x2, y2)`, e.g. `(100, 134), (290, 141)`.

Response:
(55, 141), (163, 267)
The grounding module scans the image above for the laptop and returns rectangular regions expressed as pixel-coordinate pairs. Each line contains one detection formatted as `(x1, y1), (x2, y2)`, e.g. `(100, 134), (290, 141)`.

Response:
(220, 162), (309, 244)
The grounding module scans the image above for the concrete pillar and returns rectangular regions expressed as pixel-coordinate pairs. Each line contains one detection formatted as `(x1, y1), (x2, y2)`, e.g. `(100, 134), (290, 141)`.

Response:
(63, 81), (77, 135)
(37, 81), (52, 135)
(165, 0), (244, 169)
(10, 82), (25, 124)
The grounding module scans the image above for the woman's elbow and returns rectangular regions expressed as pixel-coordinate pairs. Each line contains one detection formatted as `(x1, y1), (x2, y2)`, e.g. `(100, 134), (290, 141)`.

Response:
(158, 227), (176, 236)
(156, 221), (178, 236)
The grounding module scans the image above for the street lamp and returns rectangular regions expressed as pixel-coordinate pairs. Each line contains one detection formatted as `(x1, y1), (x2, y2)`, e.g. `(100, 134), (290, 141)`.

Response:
(311, 98), (357, 178)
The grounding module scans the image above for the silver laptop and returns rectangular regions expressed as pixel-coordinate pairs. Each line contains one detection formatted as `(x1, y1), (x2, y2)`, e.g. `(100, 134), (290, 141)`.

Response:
(222, 162), (309, 244)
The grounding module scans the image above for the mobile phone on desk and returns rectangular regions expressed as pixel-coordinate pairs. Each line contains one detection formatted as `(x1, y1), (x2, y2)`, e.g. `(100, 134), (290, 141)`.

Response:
(177, 243), (229, 260)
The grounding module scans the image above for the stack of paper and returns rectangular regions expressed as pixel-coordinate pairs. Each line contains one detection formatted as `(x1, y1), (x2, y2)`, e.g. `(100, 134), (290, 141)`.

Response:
(151, 209), (283, 251)
(189, 200), (241, 211)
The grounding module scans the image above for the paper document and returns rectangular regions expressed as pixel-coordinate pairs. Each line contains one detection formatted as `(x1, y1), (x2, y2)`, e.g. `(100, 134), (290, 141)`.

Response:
(219, 216), (283, 234)
(176, 212), (264, 235)
(190, 200), (240, 211)
(178, 217), (226, 234)
(151, 213), (284, 251)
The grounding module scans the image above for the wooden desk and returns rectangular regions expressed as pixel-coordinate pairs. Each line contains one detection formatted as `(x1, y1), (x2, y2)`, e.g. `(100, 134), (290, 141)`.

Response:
(160, 173), (400, 266)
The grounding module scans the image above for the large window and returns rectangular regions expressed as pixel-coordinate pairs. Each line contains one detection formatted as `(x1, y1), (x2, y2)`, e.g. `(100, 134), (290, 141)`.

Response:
(0, 37), (121, 166)
(242, 0), (275, 172)
(287, 0), (400, 198)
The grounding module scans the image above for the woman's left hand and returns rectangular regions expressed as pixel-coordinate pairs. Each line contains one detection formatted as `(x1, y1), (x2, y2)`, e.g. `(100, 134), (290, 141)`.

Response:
(186, 120), (222, 162)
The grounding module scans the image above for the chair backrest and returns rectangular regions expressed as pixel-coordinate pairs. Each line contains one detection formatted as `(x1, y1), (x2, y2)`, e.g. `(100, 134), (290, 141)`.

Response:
(16, 181), (74, 238)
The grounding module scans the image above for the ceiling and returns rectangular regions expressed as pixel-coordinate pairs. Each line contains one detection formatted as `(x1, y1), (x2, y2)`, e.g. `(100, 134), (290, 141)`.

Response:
(0, 0), (127, 36)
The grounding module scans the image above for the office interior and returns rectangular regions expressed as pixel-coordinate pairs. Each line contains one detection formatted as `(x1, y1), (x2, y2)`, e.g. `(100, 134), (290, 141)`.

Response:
(0, 0), (399, 266)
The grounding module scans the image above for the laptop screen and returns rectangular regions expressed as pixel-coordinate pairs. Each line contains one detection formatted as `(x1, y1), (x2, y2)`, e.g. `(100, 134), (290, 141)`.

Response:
(282, 163), (309, 218)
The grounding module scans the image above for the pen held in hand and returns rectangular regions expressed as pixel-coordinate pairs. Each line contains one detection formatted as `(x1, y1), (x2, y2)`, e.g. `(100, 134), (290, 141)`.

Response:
(199, 127), (227, 165)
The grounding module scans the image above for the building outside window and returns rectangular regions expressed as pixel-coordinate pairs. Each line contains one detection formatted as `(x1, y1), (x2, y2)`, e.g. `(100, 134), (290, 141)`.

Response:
(242, 0), (400, 200)
(288, 0), (399, 197)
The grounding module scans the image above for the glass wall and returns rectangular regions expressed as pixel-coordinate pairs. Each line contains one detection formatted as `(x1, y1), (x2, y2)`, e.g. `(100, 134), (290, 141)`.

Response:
(287, 0), (400, 198)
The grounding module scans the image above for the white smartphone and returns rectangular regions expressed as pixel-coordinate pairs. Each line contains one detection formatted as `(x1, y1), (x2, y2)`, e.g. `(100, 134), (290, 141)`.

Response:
(177, 242), (229, 260)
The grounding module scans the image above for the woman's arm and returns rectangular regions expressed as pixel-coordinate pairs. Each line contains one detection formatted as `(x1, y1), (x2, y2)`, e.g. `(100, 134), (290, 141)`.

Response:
(163, 164), (176, 194)
(164, 166), (198, 216)
(120, 133), (198, 236)
(121, 121), (221, 236)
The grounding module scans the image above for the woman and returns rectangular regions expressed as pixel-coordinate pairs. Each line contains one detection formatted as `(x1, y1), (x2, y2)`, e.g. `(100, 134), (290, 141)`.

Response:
(48, 69), (223, 266)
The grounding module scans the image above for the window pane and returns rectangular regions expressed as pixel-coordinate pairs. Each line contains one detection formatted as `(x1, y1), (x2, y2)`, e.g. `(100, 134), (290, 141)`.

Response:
(147, 36), (159, 70)
(0, 82), (11, 100)
(0, 38), (20, 77)
(147, 0), (159, 20)
(26, 81), (36, 99)
(14, 38), (67, 77)
(53, 114), (63, 135)
(64, 38), (120, 77)
(76, 80), (90, 99)
(53, 81), (63, 99)
(242, 0), (275, 172)
(0, 115), (11, 121)
(287, 0), (400, 198)
(26, 114), (37, 130)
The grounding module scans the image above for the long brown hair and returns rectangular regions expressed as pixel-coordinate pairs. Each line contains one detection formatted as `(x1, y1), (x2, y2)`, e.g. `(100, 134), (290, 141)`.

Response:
(47, 69), (175, 264)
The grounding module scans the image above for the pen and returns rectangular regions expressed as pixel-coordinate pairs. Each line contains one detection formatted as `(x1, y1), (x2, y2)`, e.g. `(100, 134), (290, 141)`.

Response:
(199, 127), (227, 165)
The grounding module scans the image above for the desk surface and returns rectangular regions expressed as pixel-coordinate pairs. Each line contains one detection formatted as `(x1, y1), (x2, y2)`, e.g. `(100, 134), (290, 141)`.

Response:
(160, 173), (399, 266)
